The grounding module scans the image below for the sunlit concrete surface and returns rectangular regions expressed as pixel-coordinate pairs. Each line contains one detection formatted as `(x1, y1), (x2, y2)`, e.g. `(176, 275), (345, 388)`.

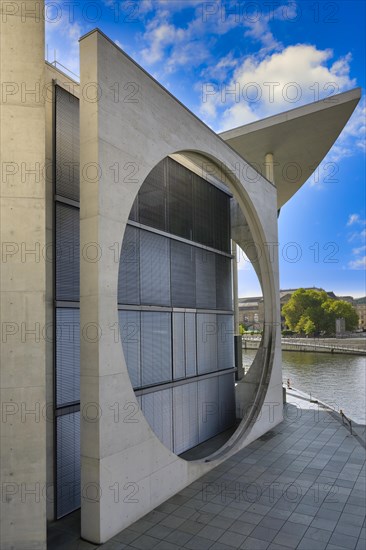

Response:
(220, 88), (361, 209)
(79, 29), (282, 543)
(48, 389), (366, 550)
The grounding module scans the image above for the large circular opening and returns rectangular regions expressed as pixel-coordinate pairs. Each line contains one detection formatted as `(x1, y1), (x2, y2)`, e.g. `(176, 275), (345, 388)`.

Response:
(117, 154), (272, 460)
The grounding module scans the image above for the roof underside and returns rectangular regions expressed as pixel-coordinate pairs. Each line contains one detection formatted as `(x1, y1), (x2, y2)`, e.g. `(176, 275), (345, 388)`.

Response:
(219, 88), (361, 208)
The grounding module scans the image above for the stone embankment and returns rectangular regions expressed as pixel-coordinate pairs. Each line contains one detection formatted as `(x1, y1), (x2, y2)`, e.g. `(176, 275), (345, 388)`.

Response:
(243, 336), (366, 355)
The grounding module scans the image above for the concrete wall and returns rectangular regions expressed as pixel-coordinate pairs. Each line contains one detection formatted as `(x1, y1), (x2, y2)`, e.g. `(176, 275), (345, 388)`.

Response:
(44, 63), (80, 521)
(79, 29), (282, 544)
(0, 2), (47, 548)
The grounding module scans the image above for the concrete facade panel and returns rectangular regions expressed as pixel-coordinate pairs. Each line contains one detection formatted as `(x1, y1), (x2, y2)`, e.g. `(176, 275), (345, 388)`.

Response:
(79, 30), (282, 543)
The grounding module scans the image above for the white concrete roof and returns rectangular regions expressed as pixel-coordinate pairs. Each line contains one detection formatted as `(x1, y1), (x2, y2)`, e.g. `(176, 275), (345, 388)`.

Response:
(219, 88), (361, 208)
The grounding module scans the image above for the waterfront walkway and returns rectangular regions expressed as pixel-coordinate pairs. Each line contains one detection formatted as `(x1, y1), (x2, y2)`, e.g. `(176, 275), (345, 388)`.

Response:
(48, 390), (366, 550)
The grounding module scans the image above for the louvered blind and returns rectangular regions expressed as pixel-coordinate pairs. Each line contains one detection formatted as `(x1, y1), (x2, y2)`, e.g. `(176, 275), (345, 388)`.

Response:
(213, 185), (231, 253)
(197, 313), (217, 374)
(219, 373), (236, 431)
(185, 313), (197, 377)
(119, 310), (141, 388)
(141, 312), (172, 386)
(217, 315), (235, 371)
(196, 249), (216, 309)
(173, 313), (185, 380)
(56, 203), (80, 302)
(140, 230), (171, 306)
(173, 382), (199, 454)
(55, 86), (80, 202)
(167, 157), (193, 239)
(216, 254), (233, 311)
(171, 240), (196, 307)
(198, 377), (219, 443)
(56, 412), (80, 518)
(142, 389), (173, 451)
(118, 225), (140, 305)
(139, 160), (167, 231)
(56, 308), (80, 407)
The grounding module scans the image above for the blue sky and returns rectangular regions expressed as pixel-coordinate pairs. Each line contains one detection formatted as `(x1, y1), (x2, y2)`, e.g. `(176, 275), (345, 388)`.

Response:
(45, 0), (365, 297)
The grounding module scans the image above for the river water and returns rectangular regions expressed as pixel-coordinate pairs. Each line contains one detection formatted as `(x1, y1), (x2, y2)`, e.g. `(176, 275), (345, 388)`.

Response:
(242, 349), (366, 424)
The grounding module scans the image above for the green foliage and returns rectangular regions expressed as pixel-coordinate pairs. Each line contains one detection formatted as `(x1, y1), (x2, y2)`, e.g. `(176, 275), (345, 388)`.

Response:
(281, 329), (295, 336)
(282, 289), (359, 335)
(239, 324), (245, 335)
(322, 299), (359, 332)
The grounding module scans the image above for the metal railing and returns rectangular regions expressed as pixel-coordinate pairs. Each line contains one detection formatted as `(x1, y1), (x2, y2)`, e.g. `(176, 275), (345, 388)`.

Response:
(284, 384), (355, 436)
(49, 60), (80, 80)
(281, 338), (366, 354)
(340, 409), (353, 434)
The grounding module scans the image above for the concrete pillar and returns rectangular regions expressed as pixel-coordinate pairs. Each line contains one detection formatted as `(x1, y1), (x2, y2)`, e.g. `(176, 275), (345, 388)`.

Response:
(265, 152), (275, 184)
(232, 240), (240, 335)
(0, 2), (47, 548)
(232, 240), (243, 380)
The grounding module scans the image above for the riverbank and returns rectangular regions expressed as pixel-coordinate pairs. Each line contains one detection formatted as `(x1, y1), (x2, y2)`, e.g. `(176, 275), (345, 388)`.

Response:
(243, 349), (366, 424)
(243, 336), (366, 355)
(285, 386), (366, 449)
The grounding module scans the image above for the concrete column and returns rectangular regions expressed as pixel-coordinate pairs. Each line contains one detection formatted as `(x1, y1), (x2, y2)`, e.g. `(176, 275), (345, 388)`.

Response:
(232, 240), (240, 335)
(232, 241), (243, 381)
(265, 152), (275, 184)
(0, 2), (46, 548)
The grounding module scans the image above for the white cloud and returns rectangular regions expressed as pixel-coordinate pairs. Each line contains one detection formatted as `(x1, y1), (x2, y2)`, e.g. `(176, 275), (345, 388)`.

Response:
(347, 213), (361, 226)
(347, 214), (366, 227)
(140, 22), (185, 64)
(45, 1), (83, 77)
(211, 45), (356, 131)
(352, 245), (366, 255)
(200, 52), (239, 81)
(348, 256), (366, 270)
(348, 229), (366, 243)
(139, 0), (237, 69)
(219, 102), (258, 129)
(138, 0), (201, 14)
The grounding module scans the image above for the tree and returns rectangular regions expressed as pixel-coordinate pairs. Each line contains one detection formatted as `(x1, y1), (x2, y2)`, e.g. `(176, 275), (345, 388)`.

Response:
(282, 289), (359, 335)
(296, 316), (316, 336)
(322, 299), (359, 332)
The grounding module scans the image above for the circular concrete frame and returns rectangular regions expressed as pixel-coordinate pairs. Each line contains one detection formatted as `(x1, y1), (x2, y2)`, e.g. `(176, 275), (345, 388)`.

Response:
(79, 29), (282, 542)
(120, 153), (276, 463)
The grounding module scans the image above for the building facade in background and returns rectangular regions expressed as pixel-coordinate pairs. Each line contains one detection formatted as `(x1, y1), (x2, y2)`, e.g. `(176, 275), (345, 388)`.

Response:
(239, 288), (365, 332)
(355, 298), (366, 330)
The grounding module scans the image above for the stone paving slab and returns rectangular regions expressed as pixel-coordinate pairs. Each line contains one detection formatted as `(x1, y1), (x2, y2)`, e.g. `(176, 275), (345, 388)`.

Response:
(48, 391), (366, 550)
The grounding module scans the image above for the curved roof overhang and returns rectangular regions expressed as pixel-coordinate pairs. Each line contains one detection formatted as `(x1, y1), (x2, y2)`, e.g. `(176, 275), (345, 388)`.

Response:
(219, 88), (361, 209)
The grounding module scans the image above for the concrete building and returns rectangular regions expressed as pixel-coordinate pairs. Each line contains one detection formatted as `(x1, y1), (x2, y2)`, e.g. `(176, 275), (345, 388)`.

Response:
(355, 297), (366, 330)
(238, 296), (263, 330)
(0, 3), (361, 548)
(239, 288), (357, 331)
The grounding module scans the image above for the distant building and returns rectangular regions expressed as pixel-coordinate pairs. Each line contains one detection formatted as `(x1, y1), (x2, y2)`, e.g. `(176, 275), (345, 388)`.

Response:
(238, 296), (263, 329)
(239, 288), (362, 331)
(354, 297), (366, 330)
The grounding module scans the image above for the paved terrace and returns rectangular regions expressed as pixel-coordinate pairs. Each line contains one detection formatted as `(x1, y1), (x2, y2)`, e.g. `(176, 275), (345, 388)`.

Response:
(48, 391), (366, 550)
